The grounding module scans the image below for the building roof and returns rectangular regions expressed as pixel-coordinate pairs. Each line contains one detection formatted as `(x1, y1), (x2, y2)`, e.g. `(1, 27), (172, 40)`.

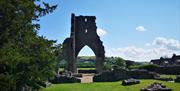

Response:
(150, 54), (180, 65)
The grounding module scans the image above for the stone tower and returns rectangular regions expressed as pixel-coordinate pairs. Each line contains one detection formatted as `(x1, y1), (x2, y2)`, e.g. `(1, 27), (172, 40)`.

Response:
(63, 13), (105, 73)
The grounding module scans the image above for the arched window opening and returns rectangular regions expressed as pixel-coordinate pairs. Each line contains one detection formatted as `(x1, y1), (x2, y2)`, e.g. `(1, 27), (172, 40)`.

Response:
(77, 46), (96, 72)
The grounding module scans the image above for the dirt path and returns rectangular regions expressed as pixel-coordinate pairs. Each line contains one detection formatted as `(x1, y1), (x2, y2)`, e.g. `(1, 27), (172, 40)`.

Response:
(80, 74), (94, 83)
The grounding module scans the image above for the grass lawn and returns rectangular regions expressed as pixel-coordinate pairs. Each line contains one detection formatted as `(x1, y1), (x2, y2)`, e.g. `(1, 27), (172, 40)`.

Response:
(160, 74), (177, 79)
(78, 68), (95, 70)
(40, 80), (180, 91)
(59, 68), (95, 71)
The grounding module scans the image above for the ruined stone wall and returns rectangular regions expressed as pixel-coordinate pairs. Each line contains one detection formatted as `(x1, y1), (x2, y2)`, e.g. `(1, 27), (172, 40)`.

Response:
(151, 66), (180, 75)
(63, 13), (105, 73)
(93, 69), (157, 82)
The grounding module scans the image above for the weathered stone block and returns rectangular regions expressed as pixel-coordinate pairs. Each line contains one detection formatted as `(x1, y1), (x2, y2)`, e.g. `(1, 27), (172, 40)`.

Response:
(141, 82), (172, 91)
(121, 78), (140, 86)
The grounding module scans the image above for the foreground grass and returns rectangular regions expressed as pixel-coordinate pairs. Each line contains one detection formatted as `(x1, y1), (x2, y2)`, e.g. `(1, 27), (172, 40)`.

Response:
(40, 80), (180, 91)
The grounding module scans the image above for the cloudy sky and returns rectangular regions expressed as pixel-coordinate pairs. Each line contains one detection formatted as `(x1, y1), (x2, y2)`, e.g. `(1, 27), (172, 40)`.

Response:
(39, 0), (180, 62)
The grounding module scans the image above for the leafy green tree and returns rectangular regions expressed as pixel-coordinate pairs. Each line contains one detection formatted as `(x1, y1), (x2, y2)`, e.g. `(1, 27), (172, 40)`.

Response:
(54, 44), (65, 74)
(104, 63), (112, 71)
(114, 57), (126, 69)
(0, 0), (57, 91)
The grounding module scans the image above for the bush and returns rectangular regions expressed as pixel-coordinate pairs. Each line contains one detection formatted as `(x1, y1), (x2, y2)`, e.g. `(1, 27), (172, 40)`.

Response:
(129, 64), (158, 71)
(175, 75), (180, 83)
(115, 58), (126, 68)
(104, 64), (112, 71)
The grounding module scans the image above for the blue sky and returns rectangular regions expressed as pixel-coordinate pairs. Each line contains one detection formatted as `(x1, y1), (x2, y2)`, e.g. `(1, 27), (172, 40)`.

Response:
(38, 0), (180, 61)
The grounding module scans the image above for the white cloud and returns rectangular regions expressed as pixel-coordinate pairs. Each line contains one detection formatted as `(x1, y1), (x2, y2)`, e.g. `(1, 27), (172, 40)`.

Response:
(136, 26), (146, 32)
(106, 37), (180, 62)
(97, 28), (107, 37)
(153, 37), (180, 50)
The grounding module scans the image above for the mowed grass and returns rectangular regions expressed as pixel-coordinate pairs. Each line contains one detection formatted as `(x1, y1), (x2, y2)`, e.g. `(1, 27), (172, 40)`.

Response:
(160, 74), (177, 79)
(78, 68), (95, 70)
(59, 68), (95, 71)
(40, 80), (180, 91)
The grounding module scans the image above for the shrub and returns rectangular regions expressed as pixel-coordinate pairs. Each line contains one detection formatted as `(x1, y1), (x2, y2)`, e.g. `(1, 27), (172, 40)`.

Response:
(129, 64), (158, 71)
(175, 75), (180, 83)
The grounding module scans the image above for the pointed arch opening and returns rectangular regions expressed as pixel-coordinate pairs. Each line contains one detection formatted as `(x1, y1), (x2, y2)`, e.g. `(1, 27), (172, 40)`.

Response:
(78, 45), (95, 56)
(76, 45), (96, 73)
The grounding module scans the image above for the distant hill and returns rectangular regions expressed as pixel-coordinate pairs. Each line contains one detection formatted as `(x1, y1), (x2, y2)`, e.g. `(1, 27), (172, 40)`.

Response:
(60, 56), (148, 68)
(77, 56), (96, 60)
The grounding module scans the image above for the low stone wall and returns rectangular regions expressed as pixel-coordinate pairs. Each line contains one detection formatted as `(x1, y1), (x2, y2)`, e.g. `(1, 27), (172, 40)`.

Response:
(113, 69), (129, 80)
(78, 70), (96, 73)
(93, 71), (116, 82)
(50, 76), (80, 83)
(93, 69), (157, 82)
(151, 66), (180, 75)
(128, 69), (157, 79)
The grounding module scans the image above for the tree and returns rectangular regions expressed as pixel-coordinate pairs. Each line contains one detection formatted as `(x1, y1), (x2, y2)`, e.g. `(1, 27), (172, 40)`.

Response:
(54, 44), (64, 74)
(114, 57), (126, 69)
(0, 0), (57, 91)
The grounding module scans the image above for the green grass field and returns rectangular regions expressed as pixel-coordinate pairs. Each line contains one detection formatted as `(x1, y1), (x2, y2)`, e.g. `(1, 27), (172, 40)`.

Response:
(59, 68), (95, 71)
(77, 68), (95, 70)
(160, 74), (177, 79)
(40, 80), (180, 91)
